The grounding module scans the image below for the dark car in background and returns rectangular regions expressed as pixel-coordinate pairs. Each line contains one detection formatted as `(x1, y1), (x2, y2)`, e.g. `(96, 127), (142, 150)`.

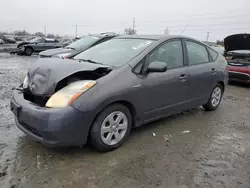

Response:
(10, 35), (228, 152)
(39, 32), (118, 59)
(0, 35), (16, 44)
(224, 33), (250, 84)
(18, 38), (62, 56)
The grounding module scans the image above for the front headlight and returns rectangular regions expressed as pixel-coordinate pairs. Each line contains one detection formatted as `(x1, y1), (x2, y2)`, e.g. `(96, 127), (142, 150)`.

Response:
(45, 80), (96, 108)
(23, 76), (29, 89)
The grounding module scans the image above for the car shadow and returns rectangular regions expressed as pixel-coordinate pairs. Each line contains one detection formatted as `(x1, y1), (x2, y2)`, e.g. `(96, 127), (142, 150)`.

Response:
(46, 107), (204, 154)
(16, 107), (206, 157)
(229, 81), (250, 88)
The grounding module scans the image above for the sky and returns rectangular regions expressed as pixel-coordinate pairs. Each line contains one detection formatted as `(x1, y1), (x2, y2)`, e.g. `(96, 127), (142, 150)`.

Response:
(0, 0), (249, 41)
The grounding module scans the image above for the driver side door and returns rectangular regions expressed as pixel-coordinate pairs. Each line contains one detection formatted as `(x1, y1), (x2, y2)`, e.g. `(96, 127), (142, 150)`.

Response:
(140, 39), (189, 122)
(34, 38), (46, 52)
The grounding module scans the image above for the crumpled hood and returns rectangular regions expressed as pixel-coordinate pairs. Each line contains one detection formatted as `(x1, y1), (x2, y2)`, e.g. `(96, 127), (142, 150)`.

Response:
(39, 48), (74, 56)
(224, 34), (250, 52)
(27, 58), (108, 96)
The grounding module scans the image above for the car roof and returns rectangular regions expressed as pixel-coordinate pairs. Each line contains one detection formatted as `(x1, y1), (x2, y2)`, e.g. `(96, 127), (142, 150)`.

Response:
(115, 35), (202, 42)
(89, 32), (119, 38)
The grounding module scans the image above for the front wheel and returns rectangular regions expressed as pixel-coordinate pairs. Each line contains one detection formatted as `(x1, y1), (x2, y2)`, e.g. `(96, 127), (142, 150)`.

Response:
(203, 84), (223, 111)
(25, 47), (33, 56)
(90, 104), (132, 152)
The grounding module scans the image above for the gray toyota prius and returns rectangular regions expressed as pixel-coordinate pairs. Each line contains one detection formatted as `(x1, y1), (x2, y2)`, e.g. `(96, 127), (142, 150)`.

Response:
(10, 35), (228, 152)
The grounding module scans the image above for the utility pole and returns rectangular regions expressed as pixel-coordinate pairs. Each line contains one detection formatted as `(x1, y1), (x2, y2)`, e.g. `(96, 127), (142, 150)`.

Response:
(44, 25), (47, 36)
(206, 32), (210, 42)
(132, 18), (135, 33)
(75, 24), (78, 38)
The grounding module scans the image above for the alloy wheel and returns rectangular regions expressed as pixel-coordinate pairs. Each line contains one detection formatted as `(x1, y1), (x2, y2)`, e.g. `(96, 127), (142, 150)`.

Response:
(100, 111), (128, 146)
(211, 86), (222, 107)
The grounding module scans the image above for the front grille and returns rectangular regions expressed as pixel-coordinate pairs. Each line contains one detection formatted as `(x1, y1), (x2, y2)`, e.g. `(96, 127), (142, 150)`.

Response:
(18, 120), (42, 138)
(229, 71), (250, 81)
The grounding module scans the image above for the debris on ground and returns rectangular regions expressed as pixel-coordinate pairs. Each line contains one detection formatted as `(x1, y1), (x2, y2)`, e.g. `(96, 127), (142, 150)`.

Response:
(164, 134), (172, 141)
(181, 130), (190, 134)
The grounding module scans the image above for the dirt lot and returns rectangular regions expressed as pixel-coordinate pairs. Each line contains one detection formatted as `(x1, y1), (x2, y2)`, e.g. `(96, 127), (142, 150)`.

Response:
(0, 53), (250, 188)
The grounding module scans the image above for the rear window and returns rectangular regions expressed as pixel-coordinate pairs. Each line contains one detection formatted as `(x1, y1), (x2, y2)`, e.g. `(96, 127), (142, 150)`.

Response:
(207, 48), (219, 61)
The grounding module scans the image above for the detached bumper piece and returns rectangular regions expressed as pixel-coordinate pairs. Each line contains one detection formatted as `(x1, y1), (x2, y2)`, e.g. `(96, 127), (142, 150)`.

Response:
(10, 90), (92, 147)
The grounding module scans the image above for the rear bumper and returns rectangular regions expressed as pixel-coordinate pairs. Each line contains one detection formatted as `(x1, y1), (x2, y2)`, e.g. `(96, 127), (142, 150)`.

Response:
(228, 71), (250, 83)
(10, 90), (93, 147)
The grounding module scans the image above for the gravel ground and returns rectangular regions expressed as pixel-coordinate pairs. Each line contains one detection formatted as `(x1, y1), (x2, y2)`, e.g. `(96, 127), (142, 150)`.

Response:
(0, 53), (250, 188)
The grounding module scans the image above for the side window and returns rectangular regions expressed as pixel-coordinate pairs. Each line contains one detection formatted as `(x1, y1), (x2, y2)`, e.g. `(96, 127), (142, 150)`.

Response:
(38, 38), (45, 43)
(207, 48), (218, 61)
(148, 40), (184, 69)
(186, 41), (209, 65)
(45, 40), (55, 43)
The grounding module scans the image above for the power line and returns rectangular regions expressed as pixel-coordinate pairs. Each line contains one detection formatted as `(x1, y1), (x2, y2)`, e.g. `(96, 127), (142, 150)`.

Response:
(138, 13), (250, 24)
(162, 8), (249, 18)
(140, 20), (250, 28)
(170, 27), (250, 32)
(75, 12), (250, 27)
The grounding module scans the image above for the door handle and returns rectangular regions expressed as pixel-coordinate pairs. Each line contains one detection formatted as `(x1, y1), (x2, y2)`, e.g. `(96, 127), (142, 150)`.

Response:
(179, 74), (187, 82)
(211, 68), (216, 74)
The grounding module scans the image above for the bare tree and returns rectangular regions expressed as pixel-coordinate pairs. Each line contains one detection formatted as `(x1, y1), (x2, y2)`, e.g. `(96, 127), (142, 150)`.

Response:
(13, 30), (30, 36)
(124, 28), (137, 35)
(47, 33), (55, 38)
(34, 32), (45, 37)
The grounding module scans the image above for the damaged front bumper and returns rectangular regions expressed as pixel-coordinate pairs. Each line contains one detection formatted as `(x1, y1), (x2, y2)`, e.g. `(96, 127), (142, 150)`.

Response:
(10, 90), (93, 147)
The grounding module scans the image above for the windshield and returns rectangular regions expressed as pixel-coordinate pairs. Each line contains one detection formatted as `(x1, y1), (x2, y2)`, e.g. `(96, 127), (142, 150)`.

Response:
(74, 38), (153, 67)
(67, 36), (101, 50)
(29, 38), (42, 43)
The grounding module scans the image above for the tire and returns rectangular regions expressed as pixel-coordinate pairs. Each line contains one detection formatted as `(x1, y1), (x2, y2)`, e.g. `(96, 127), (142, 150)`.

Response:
(90, 104), (132, 152)
(25, 47), (33, 56)
(203, 83), (223, 111)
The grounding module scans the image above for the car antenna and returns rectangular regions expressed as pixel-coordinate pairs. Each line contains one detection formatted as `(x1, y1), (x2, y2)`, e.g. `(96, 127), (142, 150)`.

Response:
(180, 25), (188, 36)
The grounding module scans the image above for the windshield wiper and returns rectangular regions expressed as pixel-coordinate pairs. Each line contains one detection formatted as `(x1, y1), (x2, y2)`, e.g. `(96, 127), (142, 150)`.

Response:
(78, 59), (104, 65)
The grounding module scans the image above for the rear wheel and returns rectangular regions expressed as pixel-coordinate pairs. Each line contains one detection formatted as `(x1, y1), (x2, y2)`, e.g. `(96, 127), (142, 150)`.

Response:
(25, 47), (33, 56)
(90, 104), (132, 152)
(203, 83), (223, 111)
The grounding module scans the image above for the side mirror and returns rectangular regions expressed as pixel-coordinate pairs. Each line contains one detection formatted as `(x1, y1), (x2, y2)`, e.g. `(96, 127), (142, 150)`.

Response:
(147, 61), (167, 73)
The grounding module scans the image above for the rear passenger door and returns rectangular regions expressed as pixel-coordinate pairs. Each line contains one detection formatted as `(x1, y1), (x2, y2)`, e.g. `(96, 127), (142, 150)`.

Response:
(184, 40), (217, 106)
(45, 40), (59, 50)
